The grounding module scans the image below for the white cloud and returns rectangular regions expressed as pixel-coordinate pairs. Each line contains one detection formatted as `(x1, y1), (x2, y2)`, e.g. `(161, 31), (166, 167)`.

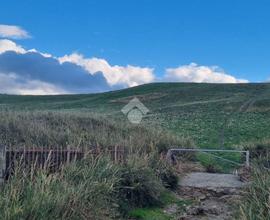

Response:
(0, 24), (30, 39)
(0, 72), (67, 95)
(0, 40), (154, 88)
(59, 53), (155, 87)
(0, 39), (252, 95)
(28, 49), (52, 58)
(165, 63), (248, 83)
(0, 39), (52, 58)
(0, 39), (26, 54)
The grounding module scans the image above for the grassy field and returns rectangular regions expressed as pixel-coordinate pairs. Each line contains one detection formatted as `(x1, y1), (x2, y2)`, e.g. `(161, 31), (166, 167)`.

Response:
(1, 82), (270, 148)
(1, 82), (270, 219)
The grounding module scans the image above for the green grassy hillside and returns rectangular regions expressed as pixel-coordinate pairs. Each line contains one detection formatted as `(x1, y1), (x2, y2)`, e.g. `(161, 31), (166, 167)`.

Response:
(1, 82), (270, 148)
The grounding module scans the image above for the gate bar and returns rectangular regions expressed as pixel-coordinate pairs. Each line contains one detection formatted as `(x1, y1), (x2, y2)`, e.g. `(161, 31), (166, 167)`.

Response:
(167, 148), (250, 167)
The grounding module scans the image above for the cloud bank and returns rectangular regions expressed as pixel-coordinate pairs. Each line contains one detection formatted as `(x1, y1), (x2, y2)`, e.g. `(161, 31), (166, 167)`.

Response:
(0, 50), (110, 94)
(0, 37), (249, 95)
(0, 39), (156, 94)
(0, 25), (30, 39)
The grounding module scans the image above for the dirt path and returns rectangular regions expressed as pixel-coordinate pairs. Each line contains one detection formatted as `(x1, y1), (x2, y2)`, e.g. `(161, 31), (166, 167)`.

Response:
(175, 172), (246, 219)
(180, 172), (246, 188)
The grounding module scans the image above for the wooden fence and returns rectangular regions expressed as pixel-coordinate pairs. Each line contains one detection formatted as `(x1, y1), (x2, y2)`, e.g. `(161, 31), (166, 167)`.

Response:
(0, 145), (127, 182)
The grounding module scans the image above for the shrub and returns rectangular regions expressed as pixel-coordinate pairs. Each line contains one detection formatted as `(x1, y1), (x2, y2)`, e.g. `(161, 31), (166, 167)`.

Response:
(148, 152), (179, 190)
(243, 139), (270, 168)
(117, 155), (164, 213)
(243, 139), (270, 159)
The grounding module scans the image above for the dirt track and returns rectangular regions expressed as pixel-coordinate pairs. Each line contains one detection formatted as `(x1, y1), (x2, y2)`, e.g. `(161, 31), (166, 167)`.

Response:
(176, 172), (246, 219)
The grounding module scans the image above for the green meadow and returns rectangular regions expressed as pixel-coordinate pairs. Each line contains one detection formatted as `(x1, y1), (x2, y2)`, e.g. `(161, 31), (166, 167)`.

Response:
(2, 82), (270, 148)
(1, 82), (270, 219)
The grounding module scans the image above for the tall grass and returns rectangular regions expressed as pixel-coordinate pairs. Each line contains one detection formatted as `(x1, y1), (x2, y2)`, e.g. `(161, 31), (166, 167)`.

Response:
(239, 166), (270, 220)
(0, 156), (120, 220)
(0, 153), (179, 219)
(0, 110), (194, 153)
(238, 140), (270, 220)
(0, 110), (187, 219)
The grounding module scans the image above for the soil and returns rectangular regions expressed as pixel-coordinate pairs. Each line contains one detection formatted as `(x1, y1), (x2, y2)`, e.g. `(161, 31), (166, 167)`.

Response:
(164, 172), (247, 220)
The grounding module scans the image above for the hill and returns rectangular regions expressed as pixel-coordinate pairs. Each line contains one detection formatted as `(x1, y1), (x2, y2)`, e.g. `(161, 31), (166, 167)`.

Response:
(1, 82), (270, 147)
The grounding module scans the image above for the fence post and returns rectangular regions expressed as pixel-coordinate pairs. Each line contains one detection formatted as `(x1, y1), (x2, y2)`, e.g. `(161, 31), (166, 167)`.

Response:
(0, 145), (6, 183)
(67, 145), (70, 163)
(115, 146), (118, 162)
(245, 151), (250, 168)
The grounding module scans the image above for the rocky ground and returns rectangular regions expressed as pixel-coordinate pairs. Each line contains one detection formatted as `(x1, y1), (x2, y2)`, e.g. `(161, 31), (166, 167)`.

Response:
(176, 186), (243, 219)
(163, 172), (247, 220)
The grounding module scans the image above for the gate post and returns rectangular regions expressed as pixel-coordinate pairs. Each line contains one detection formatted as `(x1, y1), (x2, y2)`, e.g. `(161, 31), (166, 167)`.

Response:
(166, 149), (173, 165)
(0, 145), (6, 183)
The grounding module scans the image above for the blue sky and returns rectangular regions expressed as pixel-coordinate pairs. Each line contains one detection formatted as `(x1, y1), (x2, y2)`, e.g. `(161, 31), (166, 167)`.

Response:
(0, 0), (270, 94)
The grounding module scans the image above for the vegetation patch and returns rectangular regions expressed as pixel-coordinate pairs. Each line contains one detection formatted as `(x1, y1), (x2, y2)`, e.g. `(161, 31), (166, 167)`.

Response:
(1, 83), (270, 219)
(239, 166), (270, 220)
(129, 191), (191, 220)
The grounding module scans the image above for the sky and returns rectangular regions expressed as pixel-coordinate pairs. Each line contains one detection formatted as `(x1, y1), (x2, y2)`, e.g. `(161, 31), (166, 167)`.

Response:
(0, 0), (270, 94)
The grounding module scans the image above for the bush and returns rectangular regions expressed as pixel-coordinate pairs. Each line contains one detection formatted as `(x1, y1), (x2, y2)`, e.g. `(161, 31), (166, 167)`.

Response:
(243, 139), (270, 168)
(148, 152), (179, 190)
(117, 155), (164, 213)
(243, 139), (270, 159)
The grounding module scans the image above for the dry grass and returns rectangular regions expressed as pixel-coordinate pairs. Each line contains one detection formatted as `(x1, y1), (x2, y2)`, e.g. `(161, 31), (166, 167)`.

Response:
(0, 110), (194, 152)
